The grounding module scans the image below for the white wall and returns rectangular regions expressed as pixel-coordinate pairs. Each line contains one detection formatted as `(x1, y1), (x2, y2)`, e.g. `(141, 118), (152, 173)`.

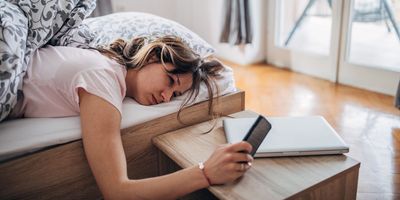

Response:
(111, 0), (267, 65)
(112, 0), (178, 21)
(204, 0), (267, 65)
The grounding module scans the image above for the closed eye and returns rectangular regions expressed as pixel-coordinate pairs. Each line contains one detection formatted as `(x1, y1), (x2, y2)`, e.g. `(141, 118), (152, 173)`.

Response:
(168, 75), (174, 87)
(173, 91), (182, 97)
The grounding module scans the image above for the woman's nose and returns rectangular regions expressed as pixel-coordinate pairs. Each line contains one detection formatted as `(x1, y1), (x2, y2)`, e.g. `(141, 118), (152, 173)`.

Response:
(161, 89), (173, 102)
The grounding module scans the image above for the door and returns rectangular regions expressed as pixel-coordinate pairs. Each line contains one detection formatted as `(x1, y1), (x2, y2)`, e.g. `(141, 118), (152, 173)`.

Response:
(267, 0), (342, 82)
(338, 0), (400, 95)
(267, 0), (400, 96)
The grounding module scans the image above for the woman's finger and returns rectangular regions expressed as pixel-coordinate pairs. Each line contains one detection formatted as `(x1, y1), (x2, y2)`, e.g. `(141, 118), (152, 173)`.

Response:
(228, 141), (252, 153)
(230, 152), (253, 163)
(235, 162), (251, 172)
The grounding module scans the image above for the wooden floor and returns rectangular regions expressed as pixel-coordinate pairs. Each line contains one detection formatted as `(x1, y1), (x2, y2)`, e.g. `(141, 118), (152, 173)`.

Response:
(225, 60), (400, 200)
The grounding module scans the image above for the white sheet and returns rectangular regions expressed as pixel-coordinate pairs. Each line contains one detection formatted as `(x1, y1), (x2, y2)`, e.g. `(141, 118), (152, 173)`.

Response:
(0, 66), (236, 161)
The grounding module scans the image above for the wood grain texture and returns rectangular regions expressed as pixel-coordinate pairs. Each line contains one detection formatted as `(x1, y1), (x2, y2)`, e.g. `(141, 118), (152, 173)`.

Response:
(0, 91), (244, 200)
(153, 111), (360, 200)
(224, 60), (400, 199)
(157, 150), (219, 200)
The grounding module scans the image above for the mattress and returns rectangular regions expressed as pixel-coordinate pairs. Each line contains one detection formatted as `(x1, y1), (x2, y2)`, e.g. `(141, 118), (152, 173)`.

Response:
(0, 66), (236, 162)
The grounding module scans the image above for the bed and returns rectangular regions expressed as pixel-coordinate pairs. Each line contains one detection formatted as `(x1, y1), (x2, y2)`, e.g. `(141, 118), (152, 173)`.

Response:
(0, 1), (245, 199)
(0, 91), (244, 199)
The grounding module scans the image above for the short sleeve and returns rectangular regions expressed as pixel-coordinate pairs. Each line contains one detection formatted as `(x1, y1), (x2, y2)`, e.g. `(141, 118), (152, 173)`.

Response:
(72, 69), (125, 115)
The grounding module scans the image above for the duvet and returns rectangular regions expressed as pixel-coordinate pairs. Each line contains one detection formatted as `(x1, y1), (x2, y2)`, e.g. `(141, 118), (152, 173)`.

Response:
(0, 0), (97, 121)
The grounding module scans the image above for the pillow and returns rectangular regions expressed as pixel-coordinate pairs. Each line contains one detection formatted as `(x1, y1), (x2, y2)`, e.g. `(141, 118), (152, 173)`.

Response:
(83, 12), (215, 58)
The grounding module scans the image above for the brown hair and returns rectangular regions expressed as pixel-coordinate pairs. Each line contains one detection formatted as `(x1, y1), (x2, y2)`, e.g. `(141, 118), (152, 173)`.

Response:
(97, 36), (223, 123)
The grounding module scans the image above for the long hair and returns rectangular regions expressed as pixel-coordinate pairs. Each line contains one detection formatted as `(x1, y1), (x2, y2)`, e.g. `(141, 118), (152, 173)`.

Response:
(97, 36), (224, 123)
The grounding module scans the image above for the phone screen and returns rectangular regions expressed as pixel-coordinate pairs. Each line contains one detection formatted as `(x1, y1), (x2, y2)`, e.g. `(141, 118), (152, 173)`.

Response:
(243, 115), (272, 156)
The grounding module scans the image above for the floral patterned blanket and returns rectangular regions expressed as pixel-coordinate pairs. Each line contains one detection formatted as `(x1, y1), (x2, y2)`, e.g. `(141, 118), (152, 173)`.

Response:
(0, 0), (97, 121)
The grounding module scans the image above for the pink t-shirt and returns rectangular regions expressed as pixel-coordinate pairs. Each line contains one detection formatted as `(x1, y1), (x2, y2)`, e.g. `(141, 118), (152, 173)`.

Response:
(11, 46), (127, 118)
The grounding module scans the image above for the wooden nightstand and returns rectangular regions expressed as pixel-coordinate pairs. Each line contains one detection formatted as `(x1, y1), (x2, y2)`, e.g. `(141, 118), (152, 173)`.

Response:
(153, 110), (360, 200)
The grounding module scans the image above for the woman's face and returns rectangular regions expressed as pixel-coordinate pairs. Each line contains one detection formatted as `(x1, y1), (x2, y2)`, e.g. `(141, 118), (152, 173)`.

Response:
(127, 62), (193, 105)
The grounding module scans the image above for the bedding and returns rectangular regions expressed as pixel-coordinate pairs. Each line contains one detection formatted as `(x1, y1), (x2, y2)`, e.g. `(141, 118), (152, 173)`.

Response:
(0, 2), (216, 121)
(0, 1), (230, 162)
(83, 12), (215, 58)
(0, 66), (236, 162)
(0, 0), (97, 121)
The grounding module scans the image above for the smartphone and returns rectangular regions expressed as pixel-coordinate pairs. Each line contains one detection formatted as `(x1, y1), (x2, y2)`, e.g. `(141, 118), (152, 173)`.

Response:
(242, 115), (272, 156)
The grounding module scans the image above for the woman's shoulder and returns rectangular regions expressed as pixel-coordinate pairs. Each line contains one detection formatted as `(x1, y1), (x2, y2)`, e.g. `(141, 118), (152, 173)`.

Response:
(39, 45), (99, 57)
(28, 45), (126, 83)
(37, 45), (124, 69)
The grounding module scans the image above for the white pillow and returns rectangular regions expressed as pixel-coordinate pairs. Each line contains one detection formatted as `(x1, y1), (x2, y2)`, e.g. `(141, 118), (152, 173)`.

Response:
(83, 12), (215, 58)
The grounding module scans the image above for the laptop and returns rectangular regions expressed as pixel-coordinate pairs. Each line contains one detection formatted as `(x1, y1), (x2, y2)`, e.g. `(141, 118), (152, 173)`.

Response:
(223, 116), (349, 157)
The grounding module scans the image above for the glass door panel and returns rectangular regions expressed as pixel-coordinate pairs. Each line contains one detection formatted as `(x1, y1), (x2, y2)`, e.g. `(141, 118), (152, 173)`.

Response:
(267, 0), (400, 95)
(338, 0), (400, 95)
(267, 0), (341, 81)
(278, 0), (333, 56)
(347, 0), (400, 72)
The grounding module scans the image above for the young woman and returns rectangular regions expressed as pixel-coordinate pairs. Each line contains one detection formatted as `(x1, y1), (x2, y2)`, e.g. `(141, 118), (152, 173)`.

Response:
(6, 36), (253, 199)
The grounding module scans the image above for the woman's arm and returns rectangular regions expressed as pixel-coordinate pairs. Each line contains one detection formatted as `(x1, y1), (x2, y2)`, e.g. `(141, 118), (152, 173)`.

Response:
(78, 89), (252, 200)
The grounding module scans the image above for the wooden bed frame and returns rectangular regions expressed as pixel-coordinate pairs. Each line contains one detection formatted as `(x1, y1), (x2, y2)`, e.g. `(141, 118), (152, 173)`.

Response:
(0, 90), (245, 199)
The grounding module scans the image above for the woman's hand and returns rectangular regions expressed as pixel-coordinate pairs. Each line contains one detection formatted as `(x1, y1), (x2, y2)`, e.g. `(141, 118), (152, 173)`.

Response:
(203, 141), (254, 185)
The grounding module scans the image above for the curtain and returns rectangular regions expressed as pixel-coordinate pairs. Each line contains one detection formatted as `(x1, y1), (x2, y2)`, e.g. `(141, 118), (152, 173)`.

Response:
(396, 80), (400, 109)
(90, 0), (113, 17)
(220, 0), (253, 45)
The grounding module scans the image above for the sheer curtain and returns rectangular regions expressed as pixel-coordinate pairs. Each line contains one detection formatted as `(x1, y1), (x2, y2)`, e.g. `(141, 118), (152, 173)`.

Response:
(220, 0), (253, 45)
